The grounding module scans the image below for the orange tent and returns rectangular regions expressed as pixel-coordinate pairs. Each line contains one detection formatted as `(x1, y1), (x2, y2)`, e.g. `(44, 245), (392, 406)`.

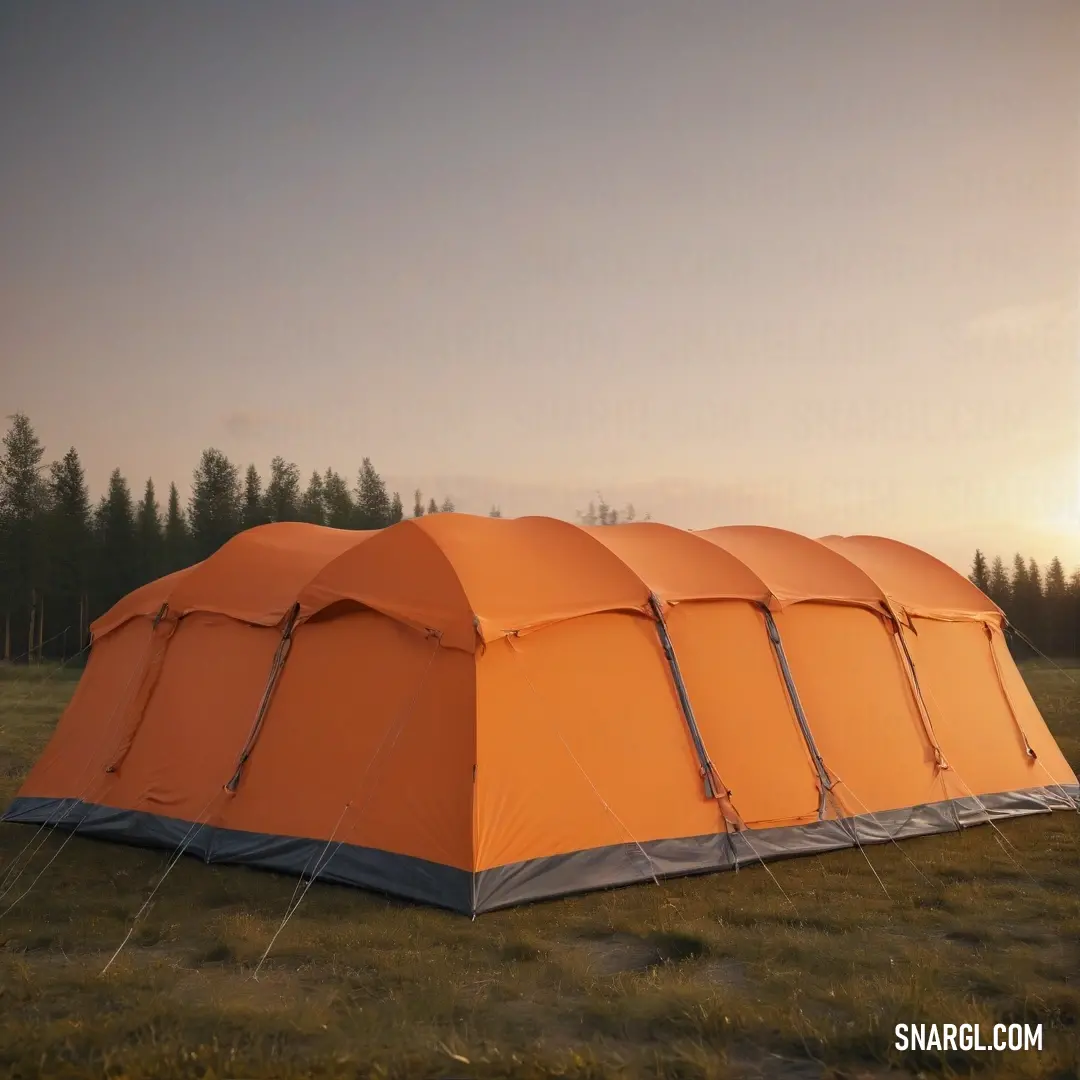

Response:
(4, 516), (1076, 914)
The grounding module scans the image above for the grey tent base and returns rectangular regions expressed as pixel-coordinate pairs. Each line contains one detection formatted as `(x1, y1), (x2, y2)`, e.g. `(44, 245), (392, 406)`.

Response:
(4, 785), (1077, 916)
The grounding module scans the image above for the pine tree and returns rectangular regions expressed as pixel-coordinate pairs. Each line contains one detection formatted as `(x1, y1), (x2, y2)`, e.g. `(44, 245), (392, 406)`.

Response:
(32, 476), (55, 661)
(577, 496), (649, 526)
(262, 456), (302, 523)
(388, 491), (404, 524)
(301, 471), (326, 526)
(413, 489), (425, 518)
(1068, 569), (1080, 658)
(969, 549), (990, 593)
(439, 496), (455, 513)
(0, 413), (48, 661)
(988, 556), (1010, 609)
(354, 458), (391, 528)
(1027, 558), (1043, 599)
(589, 493), (618, 525)
(163, 482), (192, 572)
(46, 447), (92, 655)
(134, 478), (163, 586)
(322, 469), (354, 529)
(242, 465), (266, 531)
(1009, 554), (1027, 610)
(189, 448), (241, 559)
(1044, 556), (1068, 657)
(1027, 557), (1045, 651)
(94, 468), (138, 612)
(1005, 554), (1033, 655)
(426, 497), (439, 515)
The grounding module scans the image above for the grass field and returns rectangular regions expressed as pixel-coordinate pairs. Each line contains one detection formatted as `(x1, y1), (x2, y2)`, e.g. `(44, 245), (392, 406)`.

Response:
(0, 661), (1077, 1079)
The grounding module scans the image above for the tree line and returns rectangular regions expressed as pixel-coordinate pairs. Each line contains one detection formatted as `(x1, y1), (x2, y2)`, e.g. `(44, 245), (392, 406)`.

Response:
(968, 550), (1080, 660)
(0, 413), (468, 662)
(20, 412), (1065, 668)
(0, 413), (649, 664)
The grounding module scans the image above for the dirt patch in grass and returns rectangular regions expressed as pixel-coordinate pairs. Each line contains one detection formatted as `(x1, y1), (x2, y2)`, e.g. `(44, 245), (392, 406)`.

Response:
(569, 928), (712, 976)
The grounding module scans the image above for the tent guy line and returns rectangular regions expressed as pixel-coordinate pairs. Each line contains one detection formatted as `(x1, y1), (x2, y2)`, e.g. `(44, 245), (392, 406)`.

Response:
(252, 635), (443, 977)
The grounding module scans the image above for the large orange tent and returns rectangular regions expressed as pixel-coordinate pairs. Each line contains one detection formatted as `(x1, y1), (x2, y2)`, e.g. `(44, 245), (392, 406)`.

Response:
(4, 515), (1076, 914)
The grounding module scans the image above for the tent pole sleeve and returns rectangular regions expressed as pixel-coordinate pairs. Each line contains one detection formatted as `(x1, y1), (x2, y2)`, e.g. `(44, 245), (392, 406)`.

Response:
(890, 612), (949, 769)
(104, 604), (175, 773)
(226, 603), (300, 792)
(761, 605), (833, 817)
(648, 594), (725, 801)
(986, 623), (1037, 760)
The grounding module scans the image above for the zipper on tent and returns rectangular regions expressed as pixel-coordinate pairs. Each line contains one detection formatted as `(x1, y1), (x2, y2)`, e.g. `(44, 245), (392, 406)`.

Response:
(761, 606), (833, 820)
(647, 594), (743, 828)
(226, 602), (301, 793)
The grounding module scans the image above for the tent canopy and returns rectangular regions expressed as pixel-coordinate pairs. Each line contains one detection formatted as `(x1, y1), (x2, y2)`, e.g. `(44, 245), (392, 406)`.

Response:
(92, 516), (1003, 646)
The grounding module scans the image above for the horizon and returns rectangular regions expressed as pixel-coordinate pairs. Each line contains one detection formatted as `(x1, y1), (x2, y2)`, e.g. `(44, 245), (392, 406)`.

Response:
(8, 413), (1079, 578)
(3, 1), (1079, 577)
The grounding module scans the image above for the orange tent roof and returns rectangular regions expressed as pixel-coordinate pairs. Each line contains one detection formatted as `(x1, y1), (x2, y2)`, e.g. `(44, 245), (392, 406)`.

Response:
(91, 516), (1001, 648)
(697, 525), (887, 608)
(817, 534), (1002, 620)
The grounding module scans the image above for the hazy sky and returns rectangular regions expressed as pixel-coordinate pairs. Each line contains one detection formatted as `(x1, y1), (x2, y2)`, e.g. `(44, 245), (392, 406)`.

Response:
(2, 1), (1078, 572)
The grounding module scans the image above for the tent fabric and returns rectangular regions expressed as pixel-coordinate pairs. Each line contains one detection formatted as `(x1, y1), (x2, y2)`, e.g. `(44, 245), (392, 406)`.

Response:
(696, 525), (888, 610)
(5, 516), (1077, 915)
(817, 534), (1004, 621)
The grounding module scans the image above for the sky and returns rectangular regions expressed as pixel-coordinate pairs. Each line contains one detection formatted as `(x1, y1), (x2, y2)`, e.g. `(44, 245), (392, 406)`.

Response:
(2, 0), (1078, 574)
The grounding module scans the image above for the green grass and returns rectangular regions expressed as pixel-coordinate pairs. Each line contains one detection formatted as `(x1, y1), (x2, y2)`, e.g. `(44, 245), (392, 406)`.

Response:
(1, 659), (1078, 1079)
